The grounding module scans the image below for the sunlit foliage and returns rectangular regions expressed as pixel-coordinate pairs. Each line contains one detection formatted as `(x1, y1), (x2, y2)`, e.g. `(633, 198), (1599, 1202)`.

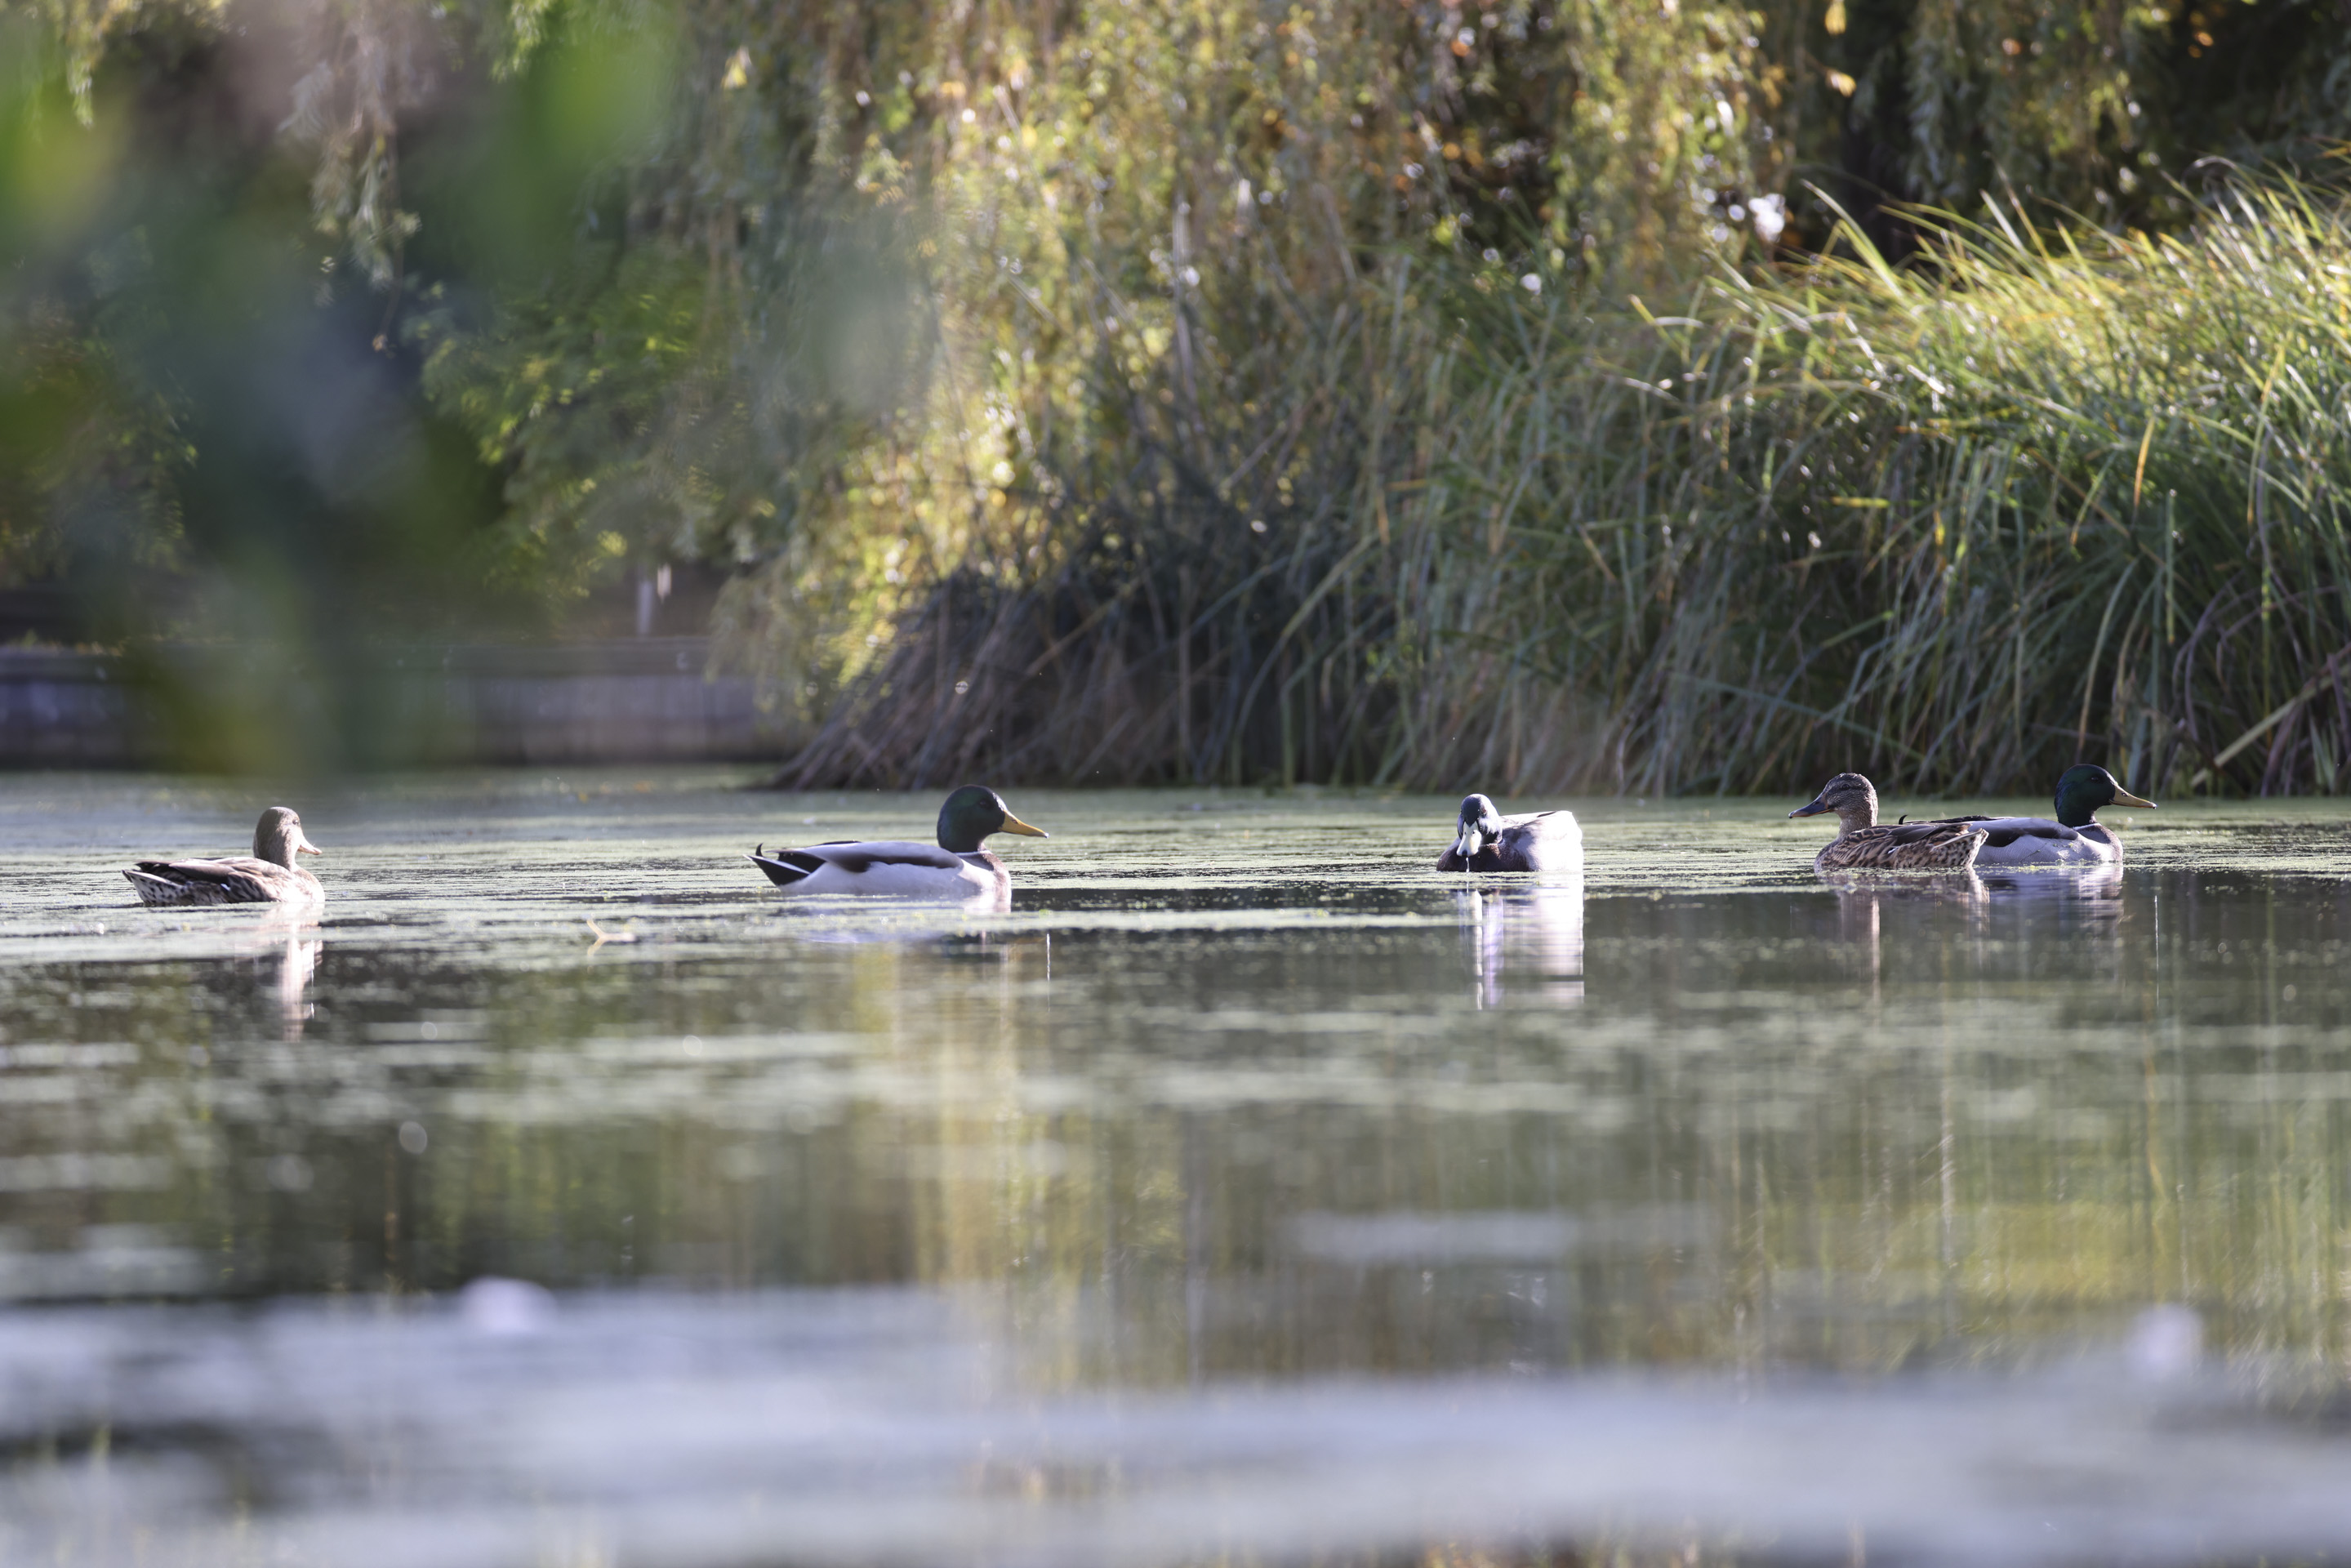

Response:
(2, 0), (2348, 785)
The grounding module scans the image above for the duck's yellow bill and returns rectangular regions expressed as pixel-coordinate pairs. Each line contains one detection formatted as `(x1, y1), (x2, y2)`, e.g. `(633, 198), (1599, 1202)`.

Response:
(1000, 813), (1049, 839)
(2112, 788), (2157, 809)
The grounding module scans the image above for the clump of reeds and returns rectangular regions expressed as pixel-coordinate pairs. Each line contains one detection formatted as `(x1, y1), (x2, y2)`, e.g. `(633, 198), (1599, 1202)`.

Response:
(1598, 175), (2351, 800)
(767, 172), (2351, 798)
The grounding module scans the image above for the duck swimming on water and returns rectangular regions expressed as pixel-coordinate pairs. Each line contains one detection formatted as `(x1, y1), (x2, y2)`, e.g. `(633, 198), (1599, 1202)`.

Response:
(1907, 764), (2155, 867)
(1436, 794), (1581, 872)
(1790, 774), (1986, 873)
(748, 786), (1048, 903)
(124, 807), (326, 906)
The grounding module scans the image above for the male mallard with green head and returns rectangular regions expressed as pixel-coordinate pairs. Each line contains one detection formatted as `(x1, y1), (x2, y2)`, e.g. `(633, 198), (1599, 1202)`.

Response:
(1790, 773), (1986, 873)
(124, 807), (326, 906)
(748, 786), (1049, 902)
(1436, 793), (1581, 872)
(1911, 764), (2155, 866)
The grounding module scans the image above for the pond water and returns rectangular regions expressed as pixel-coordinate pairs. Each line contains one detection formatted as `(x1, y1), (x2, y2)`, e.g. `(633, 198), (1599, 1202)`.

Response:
(2, 770), (2349, 1566)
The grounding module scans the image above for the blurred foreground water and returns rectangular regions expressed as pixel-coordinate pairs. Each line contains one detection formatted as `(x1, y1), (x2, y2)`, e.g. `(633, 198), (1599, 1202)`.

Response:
(1, 772), (2349, 1565)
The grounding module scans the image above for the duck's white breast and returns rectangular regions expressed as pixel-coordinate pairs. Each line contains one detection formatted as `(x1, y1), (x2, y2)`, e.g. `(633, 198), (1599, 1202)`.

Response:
(1968, 818), (2117, 866)
(790, 841), (1000, 898)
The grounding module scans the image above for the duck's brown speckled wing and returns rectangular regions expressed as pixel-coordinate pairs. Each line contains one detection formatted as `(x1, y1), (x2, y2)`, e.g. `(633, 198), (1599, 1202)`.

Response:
(1816, 821), (1984, 873)
(124, 855), (285, 905)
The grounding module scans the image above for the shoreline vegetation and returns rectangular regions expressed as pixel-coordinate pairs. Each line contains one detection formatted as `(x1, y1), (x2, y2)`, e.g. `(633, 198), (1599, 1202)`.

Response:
(763, 179), (2351, 800)
(5, 0), (2348, 792)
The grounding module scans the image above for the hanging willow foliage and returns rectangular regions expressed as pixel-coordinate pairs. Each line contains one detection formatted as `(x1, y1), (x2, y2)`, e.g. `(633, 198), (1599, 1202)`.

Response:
(762, 174), (2351, 799)
(3, 0), (2349, 785)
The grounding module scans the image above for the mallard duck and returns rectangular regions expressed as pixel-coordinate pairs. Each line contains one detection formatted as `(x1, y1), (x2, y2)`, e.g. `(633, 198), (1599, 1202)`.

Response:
(1790, 773), (1985, 873)
(124, 806), (325, 906)
(748, 786), (1048, 902)
(1907, 764), (2155, 866)
(1436, 794), (1581, 872)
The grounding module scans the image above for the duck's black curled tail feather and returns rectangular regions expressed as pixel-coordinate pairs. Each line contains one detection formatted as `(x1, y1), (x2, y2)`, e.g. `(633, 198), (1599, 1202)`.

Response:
(747, 849), (826, 889)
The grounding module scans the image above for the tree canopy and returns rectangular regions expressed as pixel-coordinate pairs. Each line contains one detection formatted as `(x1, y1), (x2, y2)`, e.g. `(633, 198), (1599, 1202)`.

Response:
(3, 0), (2346, 784)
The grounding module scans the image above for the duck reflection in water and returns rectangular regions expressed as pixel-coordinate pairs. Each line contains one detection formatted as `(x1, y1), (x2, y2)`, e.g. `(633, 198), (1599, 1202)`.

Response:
(1977, 859), (2126, 911)
(1455, 883), (1584, 1009)
(784, 881), (1013, 936)
(1824, 861), (2126, 985)
(785, 888), (1023, 951)
(1979, 861), (2130, 981)
(231, 924), (322, 1040)
(936, 931), (1049, 972)
(274, 933), (322, 1040)
(1822, 873), (1984, 988)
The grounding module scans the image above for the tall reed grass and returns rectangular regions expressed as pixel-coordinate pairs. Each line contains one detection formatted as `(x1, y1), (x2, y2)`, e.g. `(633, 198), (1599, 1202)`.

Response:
(764, 174), (2351, 798)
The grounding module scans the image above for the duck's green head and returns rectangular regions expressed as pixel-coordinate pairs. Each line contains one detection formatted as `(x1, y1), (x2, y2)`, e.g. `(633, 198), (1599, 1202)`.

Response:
(2053, 764), (2156, 828)
(253, 806), (323, 870)
(1453, 794), (1504, 860)
(1789, 773), (1878, 830)
(937, 786), (1049, 853)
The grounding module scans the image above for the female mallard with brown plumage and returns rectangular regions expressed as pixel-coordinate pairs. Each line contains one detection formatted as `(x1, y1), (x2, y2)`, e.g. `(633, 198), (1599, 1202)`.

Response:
(123, 807), (326, 906)
(1789, 773), (1987, 873)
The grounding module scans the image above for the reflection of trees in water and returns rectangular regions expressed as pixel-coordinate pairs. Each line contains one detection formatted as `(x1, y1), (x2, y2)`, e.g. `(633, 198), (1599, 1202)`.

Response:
(1455, 883), (1584, 1009)
(8, 861), (2351, 1383)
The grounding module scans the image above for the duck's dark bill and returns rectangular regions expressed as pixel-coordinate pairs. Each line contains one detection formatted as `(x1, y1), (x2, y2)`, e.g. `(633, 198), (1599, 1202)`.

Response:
(1788, 800), (1830, 817)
